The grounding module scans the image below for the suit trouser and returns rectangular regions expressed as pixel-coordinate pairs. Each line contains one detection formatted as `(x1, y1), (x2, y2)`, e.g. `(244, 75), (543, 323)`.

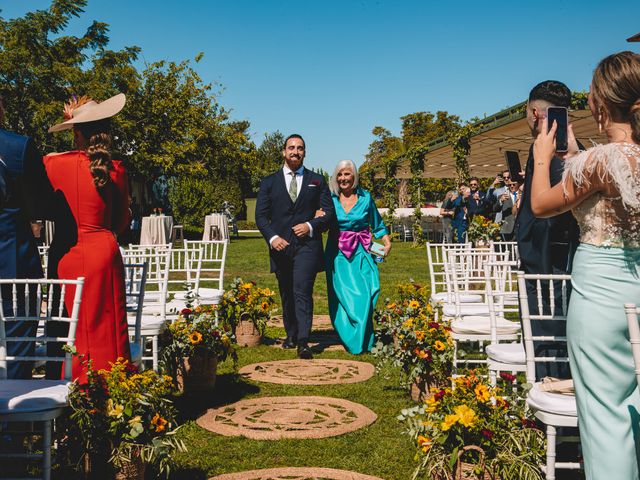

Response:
(275, 245), (317, 345)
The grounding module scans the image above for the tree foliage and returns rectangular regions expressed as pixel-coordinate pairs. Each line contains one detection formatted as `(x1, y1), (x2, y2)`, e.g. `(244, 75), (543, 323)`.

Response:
(242, 130), (284, 195)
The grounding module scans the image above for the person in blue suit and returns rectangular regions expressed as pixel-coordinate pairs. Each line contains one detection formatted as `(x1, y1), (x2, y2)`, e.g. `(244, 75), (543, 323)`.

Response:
(255, 134), (335, 359)
(0, 97), (53, 378)
(444, 183), (470, 243)
(324, 160), (390, 354)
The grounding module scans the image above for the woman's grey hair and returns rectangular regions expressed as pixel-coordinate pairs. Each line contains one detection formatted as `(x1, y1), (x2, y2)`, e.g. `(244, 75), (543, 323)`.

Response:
(329, 159), (359, 195)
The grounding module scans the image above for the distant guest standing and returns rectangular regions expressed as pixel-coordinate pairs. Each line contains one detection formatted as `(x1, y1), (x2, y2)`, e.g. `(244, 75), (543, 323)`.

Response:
(444, 183), (470, 243)
(323, 160), (390, 354)
(255, 134), (335, 359)
(439, 190), (456, 243)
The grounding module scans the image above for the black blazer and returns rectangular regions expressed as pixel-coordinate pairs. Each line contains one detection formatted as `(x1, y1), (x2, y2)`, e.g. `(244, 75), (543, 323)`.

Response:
(255, 168), (335, 273)
(515, 145), (579, 274)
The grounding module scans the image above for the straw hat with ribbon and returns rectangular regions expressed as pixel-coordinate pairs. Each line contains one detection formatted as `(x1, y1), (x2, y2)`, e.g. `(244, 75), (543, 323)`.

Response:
(48, 93), (126, 133)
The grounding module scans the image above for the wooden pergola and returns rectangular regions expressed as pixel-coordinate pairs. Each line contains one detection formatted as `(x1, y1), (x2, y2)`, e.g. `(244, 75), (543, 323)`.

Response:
(392, 103), (606, 179)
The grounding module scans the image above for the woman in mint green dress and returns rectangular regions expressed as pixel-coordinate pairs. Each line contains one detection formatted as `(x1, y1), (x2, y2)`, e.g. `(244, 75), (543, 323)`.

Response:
(324, 160), (390, 354)
(531, 51), (640, 480)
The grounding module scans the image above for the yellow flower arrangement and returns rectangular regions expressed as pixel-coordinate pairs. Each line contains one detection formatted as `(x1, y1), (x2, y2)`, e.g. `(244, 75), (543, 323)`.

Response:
(220, 277), (277, 336)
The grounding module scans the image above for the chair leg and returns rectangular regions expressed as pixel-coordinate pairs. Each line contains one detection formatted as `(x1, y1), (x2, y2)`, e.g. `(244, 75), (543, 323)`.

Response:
(43, 420), (52, 480)
(546, 424), (557, 480)
(152, 334), (159, 371)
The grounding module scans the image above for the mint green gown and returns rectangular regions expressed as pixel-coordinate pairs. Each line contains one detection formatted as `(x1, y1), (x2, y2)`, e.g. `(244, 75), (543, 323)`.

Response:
(562, 143), (640, 480)
(325, 188), (388, 354)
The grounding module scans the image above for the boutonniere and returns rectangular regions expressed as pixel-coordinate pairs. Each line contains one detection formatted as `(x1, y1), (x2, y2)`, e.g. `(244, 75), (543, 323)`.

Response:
(309, 179), (321, 187)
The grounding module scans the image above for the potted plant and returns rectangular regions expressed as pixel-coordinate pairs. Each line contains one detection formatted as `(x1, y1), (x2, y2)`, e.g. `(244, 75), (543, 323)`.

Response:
(466, 216), (501, 247)
(400, 371), (545, 480)
(373, 283), (452, 400)
(161, 304), (236, 393)
(220, 278), (277, 347)
(63, 358), (186, 479)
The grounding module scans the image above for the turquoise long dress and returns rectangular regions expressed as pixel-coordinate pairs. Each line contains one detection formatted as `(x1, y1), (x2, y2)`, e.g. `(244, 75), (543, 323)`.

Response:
(562, 143), (640, 480)
(325, 188), (388, 354)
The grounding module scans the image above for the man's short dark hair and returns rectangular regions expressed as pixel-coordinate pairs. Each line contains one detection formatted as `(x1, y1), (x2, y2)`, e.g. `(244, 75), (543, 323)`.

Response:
(458, 182), (468, 188)
(283, 134), (305, 150)
(528, 81), (571, 107)
(469, 177), (479, 183)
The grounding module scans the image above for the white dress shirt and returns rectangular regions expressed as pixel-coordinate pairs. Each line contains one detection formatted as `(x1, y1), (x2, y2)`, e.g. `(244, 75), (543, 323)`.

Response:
(268, 166), (313, 246)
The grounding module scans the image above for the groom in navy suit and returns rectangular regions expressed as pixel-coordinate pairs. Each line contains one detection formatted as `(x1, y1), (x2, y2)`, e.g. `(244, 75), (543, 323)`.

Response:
(255, 134), (335, 359)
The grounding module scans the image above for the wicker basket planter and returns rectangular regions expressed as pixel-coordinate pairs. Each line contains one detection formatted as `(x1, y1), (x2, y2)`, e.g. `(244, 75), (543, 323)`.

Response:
(410, 374), (443, 402)
(235, 317), (262, 347)
(453, 446), (493, 480)
(176, 349), (218, 393)
(114, 457), (146, 480)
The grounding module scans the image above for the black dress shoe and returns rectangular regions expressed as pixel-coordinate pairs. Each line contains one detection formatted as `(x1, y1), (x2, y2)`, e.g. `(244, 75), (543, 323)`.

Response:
(297, 344), (313, 360)
(282, 338), (297, 349)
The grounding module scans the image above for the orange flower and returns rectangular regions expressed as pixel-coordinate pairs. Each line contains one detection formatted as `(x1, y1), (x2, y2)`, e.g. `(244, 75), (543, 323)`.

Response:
(189, 331), (203, 345)
(151, 413), (168, 433)
(261, 301), (269, 311)
(417, 435), (432, 453)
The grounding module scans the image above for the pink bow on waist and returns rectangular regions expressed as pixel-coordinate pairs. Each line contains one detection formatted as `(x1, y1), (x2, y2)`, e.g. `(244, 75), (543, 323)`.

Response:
(338, 228), (372, 259)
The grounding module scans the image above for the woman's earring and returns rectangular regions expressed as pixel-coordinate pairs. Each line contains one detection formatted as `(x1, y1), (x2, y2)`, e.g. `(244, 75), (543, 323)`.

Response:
(598, 113), (603, 134)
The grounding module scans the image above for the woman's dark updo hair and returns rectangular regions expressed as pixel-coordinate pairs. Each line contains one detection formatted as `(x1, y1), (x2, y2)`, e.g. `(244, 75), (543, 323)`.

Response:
(76, 119), (112, 189)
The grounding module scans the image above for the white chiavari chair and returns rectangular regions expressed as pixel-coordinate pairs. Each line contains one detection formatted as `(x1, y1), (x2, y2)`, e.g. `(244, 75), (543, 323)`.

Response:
(37, 245), (49, 278)
(177, 240), (227, 306)
(426, 242), (481, 306)
(489, 240), (520, 265)
(123, 261), (147, 367)
(0, 277), (84, 480)
(518, 271), (579, 480)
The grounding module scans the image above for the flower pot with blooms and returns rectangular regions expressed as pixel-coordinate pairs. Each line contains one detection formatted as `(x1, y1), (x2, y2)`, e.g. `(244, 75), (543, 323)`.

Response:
(466, 216), (501, 247)
(220, 278), (277, 347)
(161, 304), (236, 393)
(399, 371), (545, 480)
(373, 283), (453, 399)
(62, 358), (186, 479)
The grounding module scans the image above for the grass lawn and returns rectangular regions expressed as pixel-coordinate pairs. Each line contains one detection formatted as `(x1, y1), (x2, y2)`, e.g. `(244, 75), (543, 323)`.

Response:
(171, 234), (429, 479)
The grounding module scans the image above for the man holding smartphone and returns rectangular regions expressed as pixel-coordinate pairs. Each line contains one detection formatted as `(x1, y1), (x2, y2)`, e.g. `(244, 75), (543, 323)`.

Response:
(515, 80), (580, 378)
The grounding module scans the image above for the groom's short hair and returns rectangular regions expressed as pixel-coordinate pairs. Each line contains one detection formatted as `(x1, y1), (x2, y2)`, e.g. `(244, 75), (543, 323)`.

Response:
(283, 134), (305, 150)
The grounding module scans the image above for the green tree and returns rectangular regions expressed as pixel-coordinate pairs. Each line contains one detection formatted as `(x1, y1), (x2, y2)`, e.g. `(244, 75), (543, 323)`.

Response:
(243, 130), (284, 195)
(400, 111), (461, 149)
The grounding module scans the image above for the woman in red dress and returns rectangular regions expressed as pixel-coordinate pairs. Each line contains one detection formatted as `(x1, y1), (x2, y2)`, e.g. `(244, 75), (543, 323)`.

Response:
(45, 94), (131, 382)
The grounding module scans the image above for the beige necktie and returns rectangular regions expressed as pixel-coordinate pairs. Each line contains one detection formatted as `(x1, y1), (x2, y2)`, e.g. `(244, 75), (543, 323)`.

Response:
(288, 171), (297, 202)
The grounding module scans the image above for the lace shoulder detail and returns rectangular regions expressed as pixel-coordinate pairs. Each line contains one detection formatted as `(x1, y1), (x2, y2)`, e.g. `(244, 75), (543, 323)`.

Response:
(562, 143), (640, 210)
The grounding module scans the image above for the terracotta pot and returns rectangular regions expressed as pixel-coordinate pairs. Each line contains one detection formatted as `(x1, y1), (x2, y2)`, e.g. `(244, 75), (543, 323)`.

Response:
(410, 374), (435, 402)
(176, 350), (218, 393)
(235, 318), (262, 347)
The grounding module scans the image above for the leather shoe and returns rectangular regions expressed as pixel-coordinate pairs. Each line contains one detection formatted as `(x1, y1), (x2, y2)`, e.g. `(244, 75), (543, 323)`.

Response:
(297, 344), (313, 360)
(282, 337), (297, 349)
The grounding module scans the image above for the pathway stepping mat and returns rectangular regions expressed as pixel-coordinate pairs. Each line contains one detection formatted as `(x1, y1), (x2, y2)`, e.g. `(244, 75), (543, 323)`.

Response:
(197, 396), (377, 440)
(239, 359), (374, 385)
(210, 467), (384, 479)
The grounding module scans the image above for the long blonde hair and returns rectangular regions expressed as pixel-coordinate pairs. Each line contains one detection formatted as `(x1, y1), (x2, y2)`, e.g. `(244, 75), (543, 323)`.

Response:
(591, 51), (640, 144)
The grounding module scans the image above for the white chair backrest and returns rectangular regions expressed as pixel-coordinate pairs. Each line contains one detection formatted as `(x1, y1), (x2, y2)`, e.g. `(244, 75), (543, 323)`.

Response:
(484, 261), (519, 343)
(490, 241), (520, 265)
(184, 240), (227, 291)
(122, 249), (171, 318)
(167, 246), (203, 296)
(123, 261), (148, 344)
(426, 242), (471, 297)
(625, 304), (640, 389)
(38, 245), (49, 277)
(0, 277), (84, 380)
(517, 272), (571, 383)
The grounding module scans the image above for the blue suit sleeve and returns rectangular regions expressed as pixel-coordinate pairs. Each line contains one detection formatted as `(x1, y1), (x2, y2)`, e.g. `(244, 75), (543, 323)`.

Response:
(368, 192), (388, 238)
(0, 158), (7, 207)
(255, 176), (277, 243)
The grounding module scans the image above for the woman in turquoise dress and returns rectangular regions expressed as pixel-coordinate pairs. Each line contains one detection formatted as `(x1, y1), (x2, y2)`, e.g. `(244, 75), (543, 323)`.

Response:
(323, 160), (391, 354)
(531, 51), (640, 479)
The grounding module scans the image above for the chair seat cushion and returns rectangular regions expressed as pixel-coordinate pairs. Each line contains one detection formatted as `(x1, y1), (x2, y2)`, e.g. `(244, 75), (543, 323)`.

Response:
(527, 382), (577, 416)
(486, 343), (525, 364)
(431, 292), (483, 304)
(191, 288), (223, 300)
(0, 380), (70, 414)
(443, 303), (490, 317)
(451, 317), (521, 335)
(129, 315), (168, 334)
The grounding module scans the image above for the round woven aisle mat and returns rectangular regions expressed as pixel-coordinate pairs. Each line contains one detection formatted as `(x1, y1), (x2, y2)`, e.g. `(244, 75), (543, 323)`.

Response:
(197, 396), (377, 440)
(210, 466), (384, 480)
(239, 359), (375, 385)
(268, 314), (333, 330)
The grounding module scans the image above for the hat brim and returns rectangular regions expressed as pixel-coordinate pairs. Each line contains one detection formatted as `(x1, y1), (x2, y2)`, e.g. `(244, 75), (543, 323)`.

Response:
(48, 93), (126, 133)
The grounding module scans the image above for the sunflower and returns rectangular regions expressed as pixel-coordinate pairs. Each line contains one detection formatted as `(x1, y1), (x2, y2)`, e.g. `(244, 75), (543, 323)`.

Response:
(434, 340), (446, 351)
(151, 413), (168, 432)
(408, 300), (420, 309)
(261, 301), (269, 310)
(189, 331), (203, 345)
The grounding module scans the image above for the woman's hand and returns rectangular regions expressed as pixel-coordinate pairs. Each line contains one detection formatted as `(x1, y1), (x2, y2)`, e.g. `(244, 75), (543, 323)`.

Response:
(382, 234), (391, 256)
(533, 117), (557, 167)
(563, 123), (580, 159)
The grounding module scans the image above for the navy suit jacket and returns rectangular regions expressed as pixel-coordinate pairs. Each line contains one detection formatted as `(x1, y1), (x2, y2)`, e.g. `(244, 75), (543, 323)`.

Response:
(0, 129), (51, 278)
(255, 168), (335, 273)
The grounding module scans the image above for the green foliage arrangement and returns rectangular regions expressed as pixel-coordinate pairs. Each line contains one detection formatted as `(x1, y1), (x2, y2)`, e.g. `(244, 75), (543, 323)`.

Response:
(64, 358), (185, 477)
(400, 371), (545, 480)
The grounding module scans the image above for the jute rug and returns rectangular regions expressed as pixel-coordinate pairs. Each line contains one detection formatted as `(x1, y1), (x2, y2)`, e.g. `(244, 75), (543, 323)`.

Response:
(210, 467), (384, 480)
(197, 396), (377, 440)
(269, 314), (334, 331)
(239, 359), (375, 385)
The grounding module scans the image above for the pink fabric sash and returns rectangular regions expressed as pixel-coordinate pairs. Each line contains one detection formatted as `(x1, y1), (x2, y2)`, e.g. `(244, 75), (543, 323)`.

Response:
(338, 228), (372, 259)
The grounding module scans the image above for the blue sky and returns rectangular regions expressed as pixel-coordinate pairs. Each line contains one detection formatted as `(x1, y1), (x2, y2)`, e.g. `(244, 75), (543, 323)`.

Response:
(2, 1), (639, 171)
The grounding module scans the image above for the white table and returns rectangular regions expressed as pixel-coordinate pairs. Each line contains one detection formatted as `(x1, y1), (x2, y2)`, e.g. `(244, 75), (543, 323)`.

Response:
(140, 215), (173, 245)
(203, 214), (229, 241)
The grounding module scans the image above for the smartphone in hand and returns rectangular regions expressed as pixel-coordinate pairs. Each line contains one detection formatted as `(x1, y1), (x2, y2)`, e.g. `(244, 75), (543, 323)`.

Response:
(504, 151), (524, 183)
(546, 106), (569, 152)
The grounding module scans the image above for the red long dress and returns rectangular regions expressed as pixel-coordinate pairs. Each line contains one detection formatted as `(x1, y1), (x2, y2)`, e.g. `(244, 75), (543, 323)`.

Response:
(44, 151), (131, 382)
